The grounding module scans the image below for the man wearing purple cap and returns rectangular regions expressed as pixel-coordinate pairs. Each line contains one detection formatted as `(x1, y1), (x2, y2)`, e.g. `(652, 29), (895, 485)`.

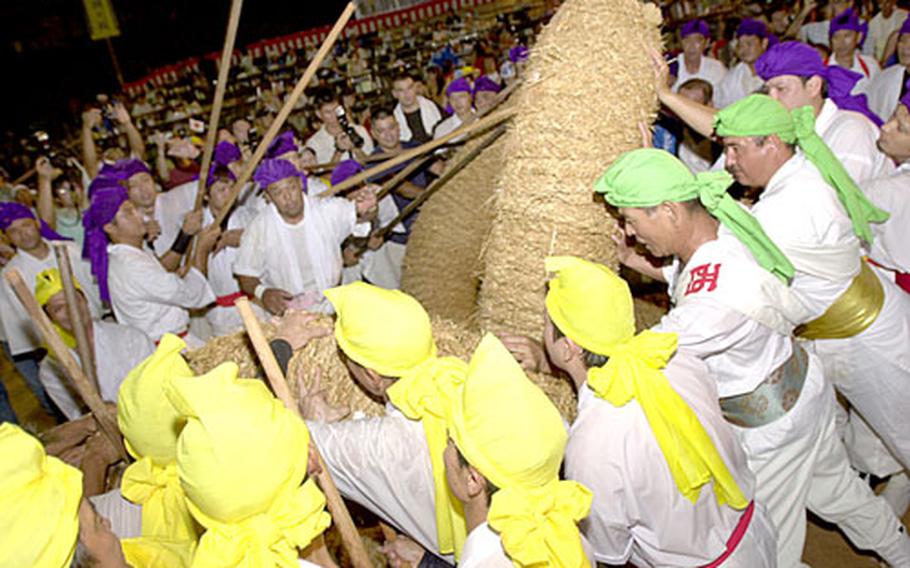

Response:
(433, 77), (475, 140)
(305, 90), (373, 165)
(717, 19), (770, 108)
(866, 18), (910, 121)
(0, 202), (101, 359)
(201, 164), (268, 336)
(85, 185), (219, 347)
(391, 70), (442, 144)
(674, 19), (727, 106)
(827, 8), (880, 79)
(234, 158), (377, 315)
(472, 76), (501, 115)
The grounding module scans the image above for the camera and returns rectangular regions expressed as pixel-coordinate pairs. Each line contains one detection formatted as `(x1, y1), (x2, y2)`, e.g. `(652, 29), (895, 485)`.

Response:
(335, 106), (364, 149)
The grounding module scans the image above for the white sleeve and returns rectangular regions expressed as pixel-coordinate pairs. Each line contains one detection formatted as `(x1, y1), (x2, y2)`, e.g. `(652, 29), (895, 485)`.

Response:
(652, 297), (749, 360)
(233, 215), (267, 278)
(0, 268), (39, 355)
(130, 263), (214, 309)
(355, 125), (374, 155)
(322, 197), (358, 244)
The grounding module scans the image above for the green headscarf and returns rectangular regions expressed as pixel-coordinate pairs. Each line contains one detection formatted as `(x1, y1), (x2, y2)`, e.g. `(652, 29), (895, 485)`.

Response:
(713, 94), (888, 243)
(594, 148), (795, 282)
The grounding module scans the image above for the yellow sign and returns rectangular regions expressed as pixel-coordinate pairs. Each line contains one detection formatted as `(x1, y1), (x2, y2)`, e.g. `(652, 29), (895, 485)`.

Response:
(83, 0), (120, 41)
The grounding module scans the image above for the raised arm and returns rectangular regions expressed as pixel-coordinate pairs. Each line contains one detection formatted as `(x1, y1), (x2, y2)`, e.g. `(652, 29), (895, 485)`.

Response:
(81, 109), (103, 179)
(651, 48), (717, 139)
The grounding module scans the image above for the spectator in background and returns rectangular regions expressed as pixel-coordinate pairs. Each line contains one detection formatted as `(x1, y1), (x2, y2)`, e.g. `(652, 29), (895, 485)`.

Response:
(153, 136), (202, 191)
(305, 90), (373, 164)
(433, 77), (475, 140)
(676, 79), (719, 173)
(827, 8), (880, 79)
(866, 18), (910, 120)
(472, 75), (501, 114)
(865, 0), (908, 62)
(392, 71), (442, 144)
(674, 19), (728, 106)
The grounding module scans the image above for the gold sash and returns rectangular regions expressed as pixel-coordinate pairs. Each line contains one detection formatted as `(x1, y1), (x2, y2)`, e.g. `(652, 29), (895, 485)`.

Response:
(795, 262), (883, 340)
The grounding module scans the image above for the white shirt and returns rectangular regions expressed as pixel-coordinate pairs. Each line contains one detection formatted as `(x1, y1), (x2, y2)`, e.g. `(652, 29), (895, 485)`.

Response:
(566, 353), (754, 567)
(233, 196), (357, 313)
(107, 244), (215, 340)
(459, 523), (512, 567)
(865, 9), (909, 60)
(716, 62), (764, 108)
(433, 113), (467, 140)
(0, 240), (101, 356)
(305, 124), (374, 165)
(862, 162), (910, 274)
(673, 53), (728, 106)
(394, 96), (442, 142)
(816, 98), (894, 183)
(306, 409), (445, 557)
(678, 141), (714, 174)
(800, 21), (831, 47)
(750, 152), (860, 319)
(655, 234), (807, 397)
(864, 64), (907, 122)
(827, 52), (881, 80)
(39, 321), (154, 420)
(150, 181), (198, 258)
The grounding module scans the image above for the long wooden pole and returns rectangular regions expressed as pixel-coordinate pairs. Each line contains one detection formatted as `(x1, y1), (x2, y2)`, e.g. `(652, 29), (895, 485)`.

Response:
(52, 245), (99, 394)
(234, 297), (373, 568)
(320, 107), (516, 198)
(193, 0), (244, 209)
(4, 270), (128, 461)
(374, 154), (434, 201)
(374, 123), (509, 240)
(214, 2), (357, 227)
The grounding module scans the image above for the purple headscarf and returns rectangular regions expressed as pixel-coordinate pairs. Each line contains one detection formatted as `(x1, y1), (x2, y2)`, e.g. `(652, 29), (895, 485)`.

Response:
(829, 8), (868, 46)
(253, 158), (304, 190)
(900, 79), (910, 111)
(87, 175), (123, 199)
(330, 159), (365, 187)
(736, 18), (769, 39)
(473, 76), (502, 94)
(756, 41), (883, 126)
(509, 45), (530, 63)
(82, 185), (129, 303)
(0, 202), (69, 242)
(681, 19), (710, 39)
(266, 131), (298, 159)
(900, 17), (910, 36)
(213, 141), (242, 166)
(446, 77), (472, 96)
(114, 158), (151, 181)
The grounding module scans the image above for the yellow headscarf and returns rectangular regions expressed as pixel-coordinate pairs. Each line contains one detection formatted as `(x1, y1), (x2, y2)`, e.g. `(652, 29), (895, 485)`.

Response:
(165, 362), (331, 567)
(0, 423), (82, 568)
(448, 334), (592, 568)
(325, 282), (468, 557)
(544, 256), (747, 508)
(34, 268), (79, 350)
(117, 334), (198, 541)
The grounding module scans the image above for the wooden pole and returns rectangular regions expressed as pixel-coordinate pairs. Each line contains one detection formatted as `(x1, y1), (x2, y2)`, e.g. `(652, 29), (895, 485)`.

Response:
(4, 270), (128, 461)
(373, 123), (509, 240)
(214, 2), (357, 228)
(193, 0), (244, 209)
(52, 245), (100, 394)
(234, 297), (373, 568)
(374, 154), (434, 201)
(12, 169), (36, 186)
(320, 107), (516, 198)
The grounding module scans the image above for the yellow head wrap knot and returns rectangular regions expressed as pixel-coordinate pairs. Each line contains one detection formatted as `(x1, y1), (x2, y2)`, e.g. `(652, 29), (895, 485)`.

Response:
(0, 423), (83, 568)
(118, 333), (198, 541)
(544, 256), (748, 509)
(449, 334), (592, 568)
(34, 268), (81, 350)
(120, 536), (196, 568)
(165, 362), (330, 567)
(325, 282), (468, 556)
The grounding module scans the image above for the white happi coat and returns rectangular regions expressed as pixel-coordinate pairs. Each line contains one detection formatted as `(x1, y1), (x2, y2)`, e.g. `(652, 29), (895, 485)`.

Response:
(751, 152), (910, 472)
(673, 53), (728, 106)
(864, 64), (907, 123)
(865, 9), (908, 59)
(655, 233), (907, 568)
(39, 321), (154, 420)
(233, 195), (358, 313)
(394, 96), (442, 142)
(346, 194), (407, 290)
(149, 180), (198, 258)
(816, 99), (894, 183)
(566, 352), (762, 567)
(107, 244), (215, 343)
(305, 124), (374, 164)
(306, 407), (446, 559)
(716, 62), (765, 108)
(0, 240), (101, 356)
(862, 162), (910, 276)
(459, 522), (597, 567)
(202, 205), (267, 336)
(433, 113), (467, 140)
(826, 52), (881, 80)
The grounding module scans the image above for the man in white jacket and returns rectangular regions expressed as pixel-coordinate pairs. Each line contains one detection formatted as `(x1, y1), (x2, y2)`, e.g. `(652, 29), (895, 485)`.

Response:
(392, 71), (442, 144)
